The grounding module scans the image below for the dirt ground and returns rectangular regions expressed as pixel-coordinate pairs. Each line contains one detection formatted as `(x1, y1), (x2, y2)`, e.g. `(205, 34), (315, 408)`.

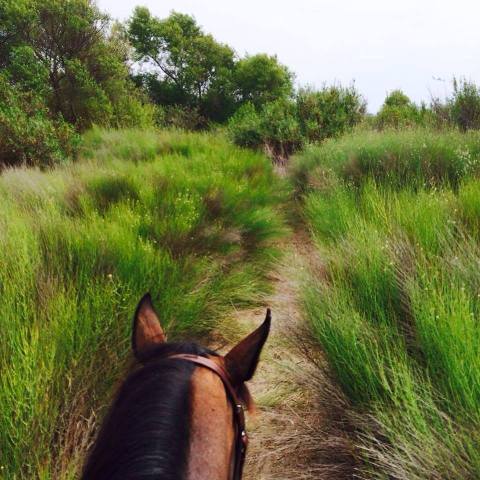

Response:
(216, 232), (359, 479)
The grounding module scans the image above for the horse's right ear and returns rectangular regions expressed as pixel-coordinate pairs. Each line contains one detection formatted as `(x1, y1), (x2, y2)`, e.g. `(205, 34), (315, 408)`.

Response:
(224, 309), (271, 385)
(132, 293), (166, 360)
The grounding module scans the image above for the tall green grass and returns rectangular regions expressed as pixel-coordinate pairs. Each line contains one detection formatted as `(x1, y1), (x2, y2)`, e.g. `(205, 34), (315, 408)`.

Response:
(295, 129), (480, 478)
(293, 128), (480, 192)
(0, 128), (285, 478)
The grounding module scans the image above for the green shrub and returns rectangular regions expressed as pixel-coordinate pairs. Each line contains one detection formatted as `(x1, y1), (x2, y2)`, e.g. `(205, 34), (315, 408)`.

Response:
(111, 92), (157, 129)
(384, 90), (411, 108)
(449, 78), (480, 131)
(0, 73), (77, 167)
(260, 99), (304, 159)
(376, 90), (432, 129)
(228, 99), (303, 161)
(227, 103), (263, 148)
(296, 84), (366, 142)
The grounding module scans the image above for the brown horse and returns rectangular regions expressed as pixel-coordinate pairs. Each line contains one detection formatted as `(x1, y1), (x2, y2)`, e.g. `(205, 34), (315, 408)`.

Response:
(82, 293), (270, 480)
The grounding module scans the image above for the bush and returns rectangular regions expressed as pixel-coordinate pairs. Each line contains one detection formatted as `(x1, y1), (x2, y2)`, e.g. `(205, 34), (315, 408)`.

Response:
(228, 100), (303, 162)
(376, 90), (431, 129)
(296, 84), (366, 142)
(227, 103), (263, 149)
(260, 99), (304, 160)
(0, 74), (77, 167)
(1, 0), (154, 134)
(449, 78), (480, 131)
(111, 92), (157, 129)
(230, 85), (367, 161)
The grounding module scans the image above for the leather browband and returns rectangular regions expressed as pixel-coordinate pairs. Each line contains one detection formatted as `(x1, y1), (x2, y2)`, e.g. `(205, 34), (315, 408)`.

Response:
(167, 354), (248, 480)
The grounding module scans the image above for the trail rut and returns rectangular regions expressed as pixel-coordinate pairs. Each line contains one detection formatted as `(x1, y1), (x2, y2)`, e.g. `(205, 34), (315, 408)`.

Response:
(217, 231), (358, 479)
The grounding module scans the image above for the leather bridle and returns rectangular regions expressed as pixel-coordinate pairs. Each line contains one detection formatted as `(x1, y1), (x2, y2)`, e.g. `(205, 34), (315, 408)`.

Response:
(168, 354), (248, 480)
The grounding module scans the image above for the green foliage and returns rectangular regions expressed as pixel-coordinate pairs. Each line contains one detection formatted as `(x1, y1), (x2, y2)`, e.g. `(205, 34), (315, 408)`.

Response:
(296, 129), (480, 478)
(7, 45), (50, 96)
(0, 73), (77, 167)
(376, 90), (432, 129)
(227, 103), (263, 148)
(0, 128), (285, 478)
(234, 54), (293, 109)
(110, 90), (157, 129)
(384, 89), (411, 107)
(63, 58), (114, 130)
(128, 8), (295, 126)
(229, 83), (368, 159)
(0, 0), (153, 166)
(128, 8), (236, 123)
(0, 0), (36, 67)
(296, 85), (366, 142)
(260, 99), (304, 159)
(449, 78), (480, 131)
(228, 100), (304, 161)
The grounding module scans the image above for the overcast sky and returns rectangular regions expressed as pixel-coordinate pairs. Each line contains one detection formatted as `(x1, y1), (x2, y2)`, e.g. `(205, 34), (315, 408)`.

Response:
(98, 0), (480, 112)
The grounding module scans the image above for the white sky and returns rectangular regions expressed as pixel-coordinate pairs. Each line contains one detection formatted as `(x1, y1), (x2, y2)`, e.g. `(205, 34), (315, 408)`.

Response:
(98, 0), (480, 112)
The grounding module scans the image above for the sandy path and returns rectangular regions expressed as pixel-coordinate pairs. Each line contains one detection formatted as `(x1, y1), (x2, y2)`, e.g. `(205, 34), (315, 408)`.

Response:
(220, 231), (357, 480)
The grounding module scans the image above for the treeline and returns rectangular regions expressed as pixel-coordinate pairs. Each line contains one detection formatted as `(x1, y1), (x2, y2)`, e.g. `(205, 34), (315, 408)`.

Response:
(0, 0), (156, 166)
(2, 0), (480, 167)
(375, 81), (480, 131)
(0, 0), (296, 166)
(128, 8), (293, 127)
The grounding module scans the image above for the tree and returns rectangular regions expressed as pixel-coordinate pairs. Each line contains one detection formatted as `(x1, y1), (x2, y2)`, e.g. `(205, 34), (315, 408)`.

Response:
(0, 0), (153, 166)
(128, 8), (236, 123)
(234, 54), (293, 109)
(0, 0), (152, 132)
(0, 0), (36, 67)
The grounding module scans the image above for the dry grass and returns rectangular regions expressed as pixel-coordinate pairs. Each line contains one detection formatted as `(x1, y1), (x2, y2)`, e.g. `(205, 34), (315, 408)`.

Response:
(218, 232), (359, 480)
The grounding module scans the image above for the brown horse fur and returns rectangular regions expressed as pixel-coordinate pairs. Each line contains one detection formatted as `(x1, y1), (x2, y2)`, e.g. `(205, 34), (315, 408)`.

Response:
(82, 293), (270, 480)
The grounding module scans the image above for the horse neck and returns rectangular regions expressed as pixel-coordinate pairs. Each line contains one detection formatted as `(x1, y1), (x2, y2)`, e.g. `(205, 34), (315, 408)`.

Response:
(82, 361), (193, 479)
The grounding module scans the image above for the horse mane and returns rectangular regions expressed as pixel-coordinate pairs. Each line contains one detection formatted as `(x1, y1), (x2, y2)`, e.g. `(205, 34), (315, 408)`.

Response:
(82, 342), (216, 480)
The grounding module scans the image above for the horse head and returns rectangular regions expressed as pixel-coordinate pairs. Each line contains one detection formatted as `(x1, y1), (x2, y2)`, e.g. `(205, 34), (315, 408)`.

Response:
(82, 293), (271, 480)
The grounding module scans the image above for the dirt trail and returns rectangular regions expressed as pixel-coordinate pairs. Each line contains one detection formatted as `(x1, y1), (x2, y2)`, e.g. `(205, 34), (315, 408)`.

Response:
(223, 230), (357, 480)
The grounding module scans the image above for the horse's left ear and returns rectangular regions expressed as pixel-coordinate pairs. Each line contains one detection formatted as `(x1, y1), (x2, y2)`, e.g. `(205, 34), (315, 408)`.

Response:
(132, 293), (167, 360)
(224, 309), (271, 384)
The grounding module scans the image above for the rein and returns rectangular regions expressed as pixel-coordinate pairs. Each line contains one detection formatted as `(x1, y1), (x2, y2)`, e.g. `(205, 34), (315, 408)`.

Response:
(168, 354), (248, 480)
